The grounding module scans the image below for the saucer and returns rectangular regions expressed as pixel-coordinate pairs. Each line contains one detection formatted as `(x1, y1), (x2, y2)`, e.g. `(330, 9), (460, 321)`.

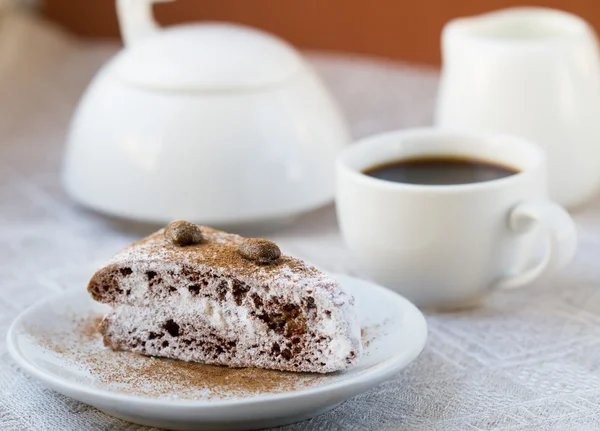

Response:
(7, 274), (427, 431)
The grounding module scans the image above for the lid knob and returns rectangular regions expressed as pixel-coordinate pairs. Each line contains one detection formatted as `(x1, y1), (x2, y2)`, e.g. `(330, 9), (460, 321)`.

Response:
(116, 0), (174, 47)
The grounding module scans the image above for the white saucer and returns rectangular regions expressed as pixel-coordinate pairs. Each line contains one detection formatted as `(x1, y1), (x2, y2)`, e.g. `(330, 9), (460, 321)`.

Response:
(7, 274), (427, 431)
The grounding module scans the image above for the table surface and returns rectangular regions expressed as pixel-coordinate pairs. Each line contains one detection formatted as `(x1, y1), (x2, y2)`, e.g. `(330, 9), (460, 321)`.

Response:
(2, 11), (600, 431)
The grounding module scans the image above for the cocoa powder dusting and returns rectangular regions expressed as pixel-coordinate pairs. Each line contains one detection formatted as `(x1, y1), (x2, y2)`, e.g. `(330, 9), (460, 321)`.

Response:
(122, 227), (320, 281)
(80, 316), (103, 341)
(37, 314), (331, 400)
(360, 323), (382, 349)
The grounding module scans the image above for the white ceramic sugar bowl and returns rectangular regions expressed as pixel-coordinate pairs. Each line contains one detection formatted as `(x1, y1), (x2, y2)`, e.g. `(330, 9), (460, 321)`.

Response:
(63, 0), (349, 225)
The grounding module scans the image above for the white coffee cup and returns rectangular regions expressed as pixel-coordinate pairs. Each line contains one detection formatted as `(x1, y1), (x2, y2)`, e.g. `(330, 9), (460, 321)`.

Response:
(336, 128), (577, 309)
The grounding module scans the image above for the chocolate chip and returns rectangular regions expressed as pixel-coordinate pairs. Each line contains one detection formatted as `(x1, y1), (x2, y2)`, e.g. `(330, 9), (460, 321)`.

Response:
(281, 348), (292, 360)
(238, 238), (281, 264)
(216, 280), (227, 301)
(162, 319), (180, 337)
(232, 279), (250, 305)
(282, 303), (296, 312)
(164, 220), (203, 246)
(188, 284), (201, 295)
(119, 267), (132, 276)
(251, 293), (263, 308)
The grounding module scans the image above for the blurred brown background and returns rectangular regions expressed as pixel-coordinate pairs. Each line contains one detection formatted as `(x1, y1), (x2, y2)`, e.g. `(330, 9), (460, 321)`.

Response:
(42, 0), (600, 66)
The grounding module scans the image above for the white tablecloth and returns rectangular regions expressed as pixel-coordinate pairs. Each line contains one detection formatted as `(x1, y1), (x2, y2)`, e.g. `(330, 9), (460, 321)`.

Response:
(2, 11), (600, 431)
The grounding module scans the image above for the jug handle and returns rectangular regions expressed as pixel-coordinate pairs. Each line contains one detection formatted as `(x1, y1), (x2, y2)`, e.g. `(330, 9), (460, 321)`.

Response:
(116, 0), (175, 47)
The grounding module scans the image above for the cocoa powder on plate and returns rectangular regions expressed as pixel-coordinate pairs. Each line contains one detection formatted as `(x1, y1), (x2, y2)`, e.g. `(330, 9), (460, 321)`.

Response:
(38, 315), (332, 400)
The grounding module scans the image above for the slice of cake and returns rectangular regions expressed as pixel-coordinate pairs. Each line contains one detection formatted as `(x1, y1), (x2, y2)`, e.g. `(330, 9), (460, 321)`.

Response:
(88, 221), (362, 373)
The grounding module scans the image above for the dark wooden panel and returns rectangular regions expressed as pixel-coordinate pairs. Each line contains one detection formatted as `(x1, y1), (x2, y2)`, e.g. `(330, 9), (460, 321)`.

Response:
(42, 0), (600, 65)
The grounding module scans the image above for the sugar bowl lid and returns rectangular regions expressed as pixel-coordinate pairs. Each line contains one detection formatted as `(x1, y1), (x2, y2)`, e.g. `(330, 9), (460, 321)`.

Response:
(113, 0), (303, 91)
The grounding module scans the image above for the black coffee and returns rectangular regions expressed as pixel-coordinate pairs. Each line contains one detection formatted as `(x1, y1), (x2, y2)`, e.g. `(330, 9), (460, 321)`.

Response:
(363, 156), (518, 185)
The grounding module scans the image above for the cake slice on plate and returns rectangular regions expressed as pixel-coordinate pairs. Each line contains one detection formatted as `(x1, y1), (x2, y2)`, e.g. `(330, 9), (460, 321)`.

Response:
(88, 221), (362, 373)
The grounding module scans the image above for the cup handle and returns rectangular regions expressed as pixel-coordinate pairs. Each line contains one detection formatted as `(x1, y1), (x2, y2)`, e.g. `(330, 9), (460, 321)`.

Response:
(493, 200), (577, 290)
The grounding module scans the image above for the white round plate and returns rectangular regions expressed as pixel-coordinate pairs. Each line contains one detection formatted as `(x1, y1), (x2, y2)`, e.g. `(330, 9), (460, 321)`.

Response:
(7, 274), (427, 431)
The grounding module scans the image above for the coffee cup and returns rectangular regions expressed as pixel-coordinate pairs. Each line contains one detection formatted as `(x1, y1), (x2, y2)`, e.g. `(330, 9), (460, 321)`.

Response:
(336, 128), (577, 309)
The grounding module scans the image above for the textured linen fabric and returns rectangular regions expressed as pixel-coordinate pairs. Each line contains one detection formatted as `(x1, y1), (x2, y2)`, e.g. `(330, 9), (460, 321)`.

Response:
(1, 11), (600, 431)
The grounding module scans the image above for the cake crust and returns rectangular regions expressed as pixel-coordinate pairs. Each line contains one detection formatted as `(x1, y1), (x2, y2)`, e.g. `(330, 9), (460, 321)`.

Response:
(88, 226), (362, 373)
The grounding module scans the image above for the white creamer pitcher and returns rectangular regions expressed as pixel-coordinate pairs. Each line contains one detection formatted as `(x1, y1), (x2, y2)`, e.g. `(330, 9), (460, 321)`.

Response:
(435, 7), (600, 208)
